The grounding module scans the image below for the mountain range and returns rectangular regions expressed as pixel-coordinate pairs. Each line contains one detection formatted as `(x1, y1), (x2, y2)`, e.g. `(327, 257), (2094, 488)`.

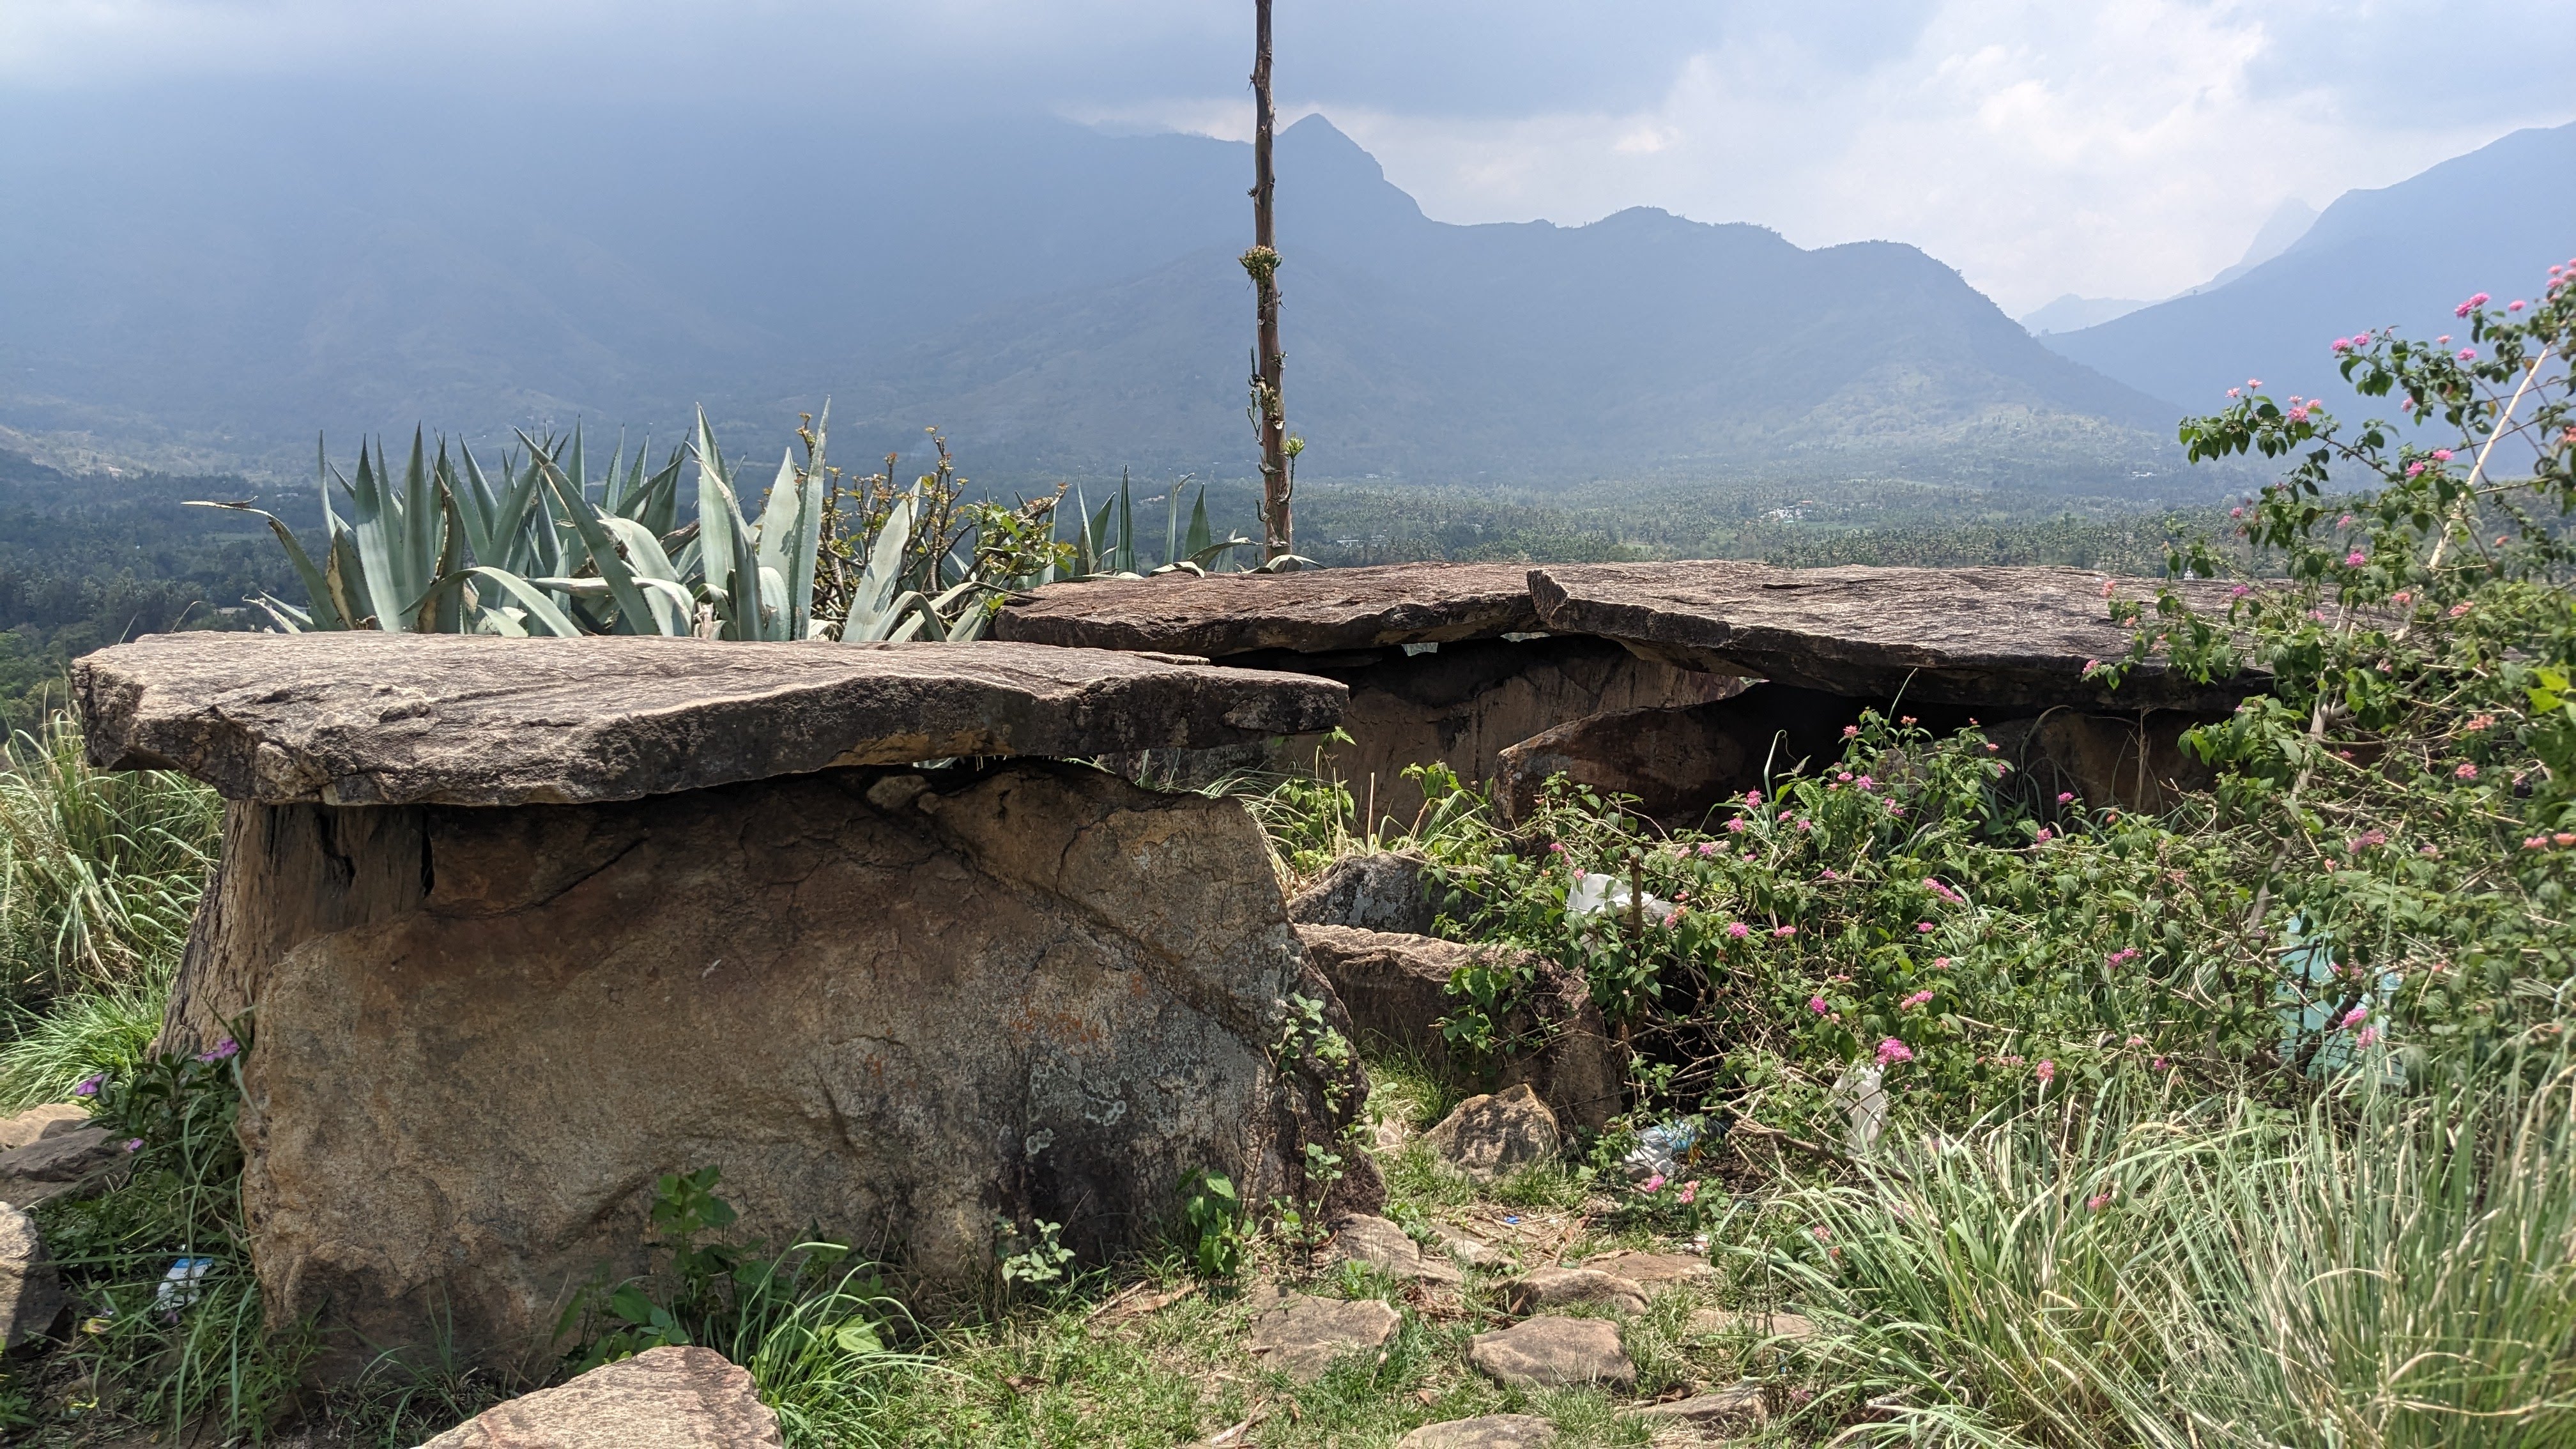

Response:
(0, 88), (2175, 491)
(2041, 121), (2576, 411)
(3, 86), (2561, 493)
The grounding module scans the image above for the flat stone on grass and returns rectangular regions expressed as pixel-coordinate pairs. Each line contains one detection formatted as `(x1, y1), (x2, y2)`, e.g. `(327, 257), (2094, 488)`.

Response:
(1687, 1308), (1817, 1342)
(1396, 1414), (1558, 1448)
(1581, 1250), (1718, 1291)
(1632, 1381), (1768, 1429)
(1246, 1287), (1403, 1381)
(1502, 1267), (1650, 1317)
(1328, 1213), (1463, 1287)
(419, 1344), (781, 1448)
(1468, 1314), (1636, 1390)
(0, 1105), (90, 1151)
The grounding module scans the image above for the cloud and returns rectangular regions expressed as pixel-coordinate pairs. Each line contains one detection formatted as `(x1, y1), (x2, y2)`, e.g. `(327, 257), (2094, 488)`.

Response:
(4, 0), (2569, 312)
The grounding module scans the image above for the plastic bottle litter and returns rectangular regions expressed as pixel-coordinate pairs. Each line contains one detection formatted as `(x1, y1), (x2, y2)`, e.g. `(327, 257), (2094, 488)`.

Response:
(1831, 1064), (1888, 1154)
(1622, 1115), (1710, 1181)
(1567, 871), (1678, 923)
(155, 1257), (215, 1313)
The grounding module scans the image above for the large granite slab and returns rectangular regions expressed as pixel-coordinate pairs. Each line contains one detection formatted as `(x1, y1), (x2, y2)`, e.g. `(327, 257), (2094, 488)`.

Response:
(1529, 562), (2258, 711)
(995, 562), (1542, 657)
(74, 632), (1346, 807)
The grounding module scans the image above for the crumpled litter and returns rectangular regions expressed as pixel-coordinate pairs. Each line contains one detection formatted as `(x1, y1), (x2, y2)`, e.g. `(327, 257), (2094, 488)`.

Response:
(1567, 870), (1678, 923)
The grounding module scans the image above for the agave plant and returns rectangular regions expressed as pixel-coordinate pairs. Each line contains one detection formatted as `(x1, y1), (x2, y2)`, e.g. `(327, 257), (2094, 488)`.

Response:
(1068, 470), (1268, 578)
(201, 408), (978, 642)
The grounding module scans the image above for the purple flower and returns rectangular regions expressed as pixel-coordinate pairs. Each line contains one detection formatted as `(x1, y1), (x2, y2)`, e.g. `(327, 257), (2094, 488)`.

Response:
(1916, 921), (1936, 933)
(121, 1138), (143, 1154)
(73, 1073), (105, 1098)
(1807, 995), (1831, 1015)
(196, 1038), (240, 1064)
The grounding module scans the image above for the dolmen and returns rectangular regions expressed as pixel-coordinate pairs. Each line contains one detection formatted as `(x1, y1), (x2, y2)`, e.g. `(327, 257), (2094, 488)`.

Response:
(1002, 561), (2265, 826)
(75, 632), (1379, 1370)
(997, 563), (1738, 827)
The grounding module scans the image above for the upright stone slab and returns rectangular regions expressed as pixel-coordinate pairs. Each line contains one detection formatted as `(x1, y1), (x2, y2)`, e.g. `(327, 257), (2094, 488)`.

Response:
(998, 564), (1736, 827)
(75, 634), (1374, 1370)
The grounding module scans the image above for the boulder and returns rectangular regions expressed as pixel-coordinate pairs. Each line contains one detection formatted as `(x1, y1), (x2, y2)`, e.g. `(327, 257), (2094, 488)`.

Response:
(0, 1204), (65, 1347)
(1528, 563), (2258, 712)
(1494, 683), (1865, 825)
(1501, 1268), (1650, 1317)
(155, 761), (1379, 1368)
(1288, 852), (1439, 935)
(417, 1344), (780, 1448)
(1294, 925), (1622, 1133)
(1326, 1213), (1462, 1287)
(1631, 1382), (1768, 1429)
(0, 1104), (92, 1151)
(1395, 1415), (1558, 1448)
(0, 1126), (122, 1208)
(1579, 1250), (1717, 1291)
(998, 562), (1545, 657)
(1423, 1085), (1560, 1182)
(1436, 1229), (1506, 1269)
(1244, 1287), (1403, 1381)
(1467, 1315), (1636, 1390)
(74, 632), (1345, 808)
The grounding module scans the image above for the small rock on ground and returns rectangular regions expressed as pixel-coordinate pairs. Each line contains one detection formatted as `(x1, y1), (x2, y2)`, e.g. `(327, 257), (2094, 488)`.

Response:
(1438, 1229), (1506, 1268)
(1632, 1381), (1769, 1428)
(1245, 1287), (1402, 1381)
(418, 1344), (781, 1448)
(0, 1204), (64, 1348)
(1581, 1250), (1717, 1289)
(1468, 1314), (1636, 1390)
(1687, 1308), (1816, 1342)
(0, 1126), (121, 1208)
(1397, 1413), (1558, 1448)
(1502, 1267), (1649, 1317)
(0, 1104), (90, 1151)
(1328, 1213), (1463, 1287)
(1423, 1084), (1559, 1183)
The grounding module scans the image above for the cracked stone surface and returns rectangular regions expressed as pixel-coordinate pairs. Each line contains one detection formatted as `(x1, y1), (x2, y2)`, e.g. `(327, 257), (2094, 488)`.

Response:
(1468, 1315), (1636, 1390)
(1395, 1414), (1558, 1448)
(418, 1345), (781, 1447)
(1502, 1267), (1650, 1317)
(1246, 1287), (1404, 1381)
(1326, 1213), (1463, 1287)
(998, 563), (1544, 657)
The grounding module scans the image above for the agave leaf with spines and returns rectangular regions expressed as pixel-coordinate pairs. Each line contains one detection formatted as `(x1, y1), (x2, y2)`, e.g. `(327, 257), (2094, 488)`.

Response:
(522, 432), (671, 635)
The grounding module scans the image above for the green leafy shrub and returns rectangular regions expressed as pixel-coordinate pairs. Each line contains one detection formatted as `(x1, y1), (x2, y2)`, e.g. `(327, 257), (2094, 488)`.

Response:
(1177, 1169), (1248, 1280)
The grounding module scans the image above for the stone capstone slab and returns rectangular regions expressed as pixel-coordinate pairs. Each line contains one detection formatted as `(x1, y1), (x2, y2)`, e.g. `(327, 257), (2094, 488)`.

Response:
(1468, 1315), (1636, 1390)
(75, 632), (1346, 807)
(1529, 563), (2257, 711)
(997, 563), (1545, 657)
(1395, 1414), (1558, 1448)
(176, 759), (1376, 1368)
(1245, 1287), (1404, 1381)
(417, 1344), (782, 1448)
(0, 1204), (65, 1349)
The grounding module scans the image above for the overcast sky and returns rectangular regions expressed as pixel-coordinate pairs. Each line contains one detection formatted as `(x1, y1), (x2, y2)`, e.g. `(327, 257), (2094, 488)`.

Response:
(7, 1), (2569, 315)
